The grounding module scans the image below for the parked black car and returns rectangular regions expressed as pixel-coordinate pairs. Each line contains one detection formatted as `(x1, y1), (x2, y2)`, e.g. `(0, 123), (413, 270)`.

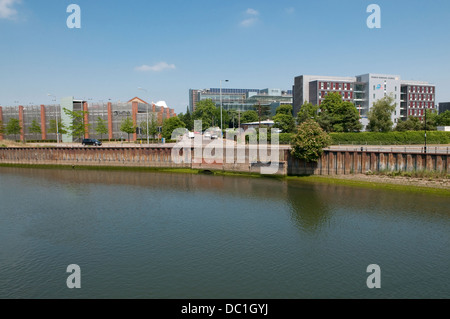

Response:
(82, 139), (102, 146)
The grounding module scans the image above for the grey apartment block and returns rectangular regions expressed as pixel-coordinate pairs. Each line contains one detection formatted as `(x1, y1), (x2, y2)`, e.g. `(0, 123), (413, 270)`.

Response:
(357, 74), (402, 127)
(400, 81), (436, 120)
(293, 73), (435, 130)
(293, 75), (355, 116)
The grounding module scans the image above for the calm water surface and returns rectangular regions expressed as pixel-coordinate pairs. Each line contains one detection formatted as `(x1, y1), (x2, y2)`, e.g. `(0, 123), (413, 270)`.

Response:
(0, 167), (449, 298)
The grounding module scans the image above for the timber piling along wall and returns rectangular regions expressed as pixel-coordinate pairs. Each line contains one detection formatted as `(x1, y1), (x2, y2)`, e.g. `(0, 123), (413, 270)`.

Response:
(288, 150), (449, 175)
(0, 147), (448, 175)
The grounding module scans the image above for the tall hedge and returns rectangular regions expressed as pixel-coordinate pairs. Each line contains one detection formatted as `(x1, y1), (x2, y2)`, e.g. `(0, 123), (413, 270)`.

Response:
(330, 131), (450, 145)
(248, 131), (450, 145)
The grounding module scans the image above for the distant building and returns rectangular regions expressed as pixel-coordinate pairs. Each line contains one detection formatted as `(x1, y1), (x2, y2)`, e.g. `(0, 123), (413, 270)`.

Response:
(241, 120), (275, 130)
(293, 73), (436, 129)
(189, 88), (292, 115)
(439, 102), (450, 114)
(0, 96), (176, 142)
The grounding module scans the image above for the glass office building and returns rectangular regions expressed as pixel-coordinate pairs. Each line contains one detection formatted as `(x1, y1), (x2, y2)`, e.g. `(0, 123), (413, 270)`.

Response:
(189, 88), (293, 115)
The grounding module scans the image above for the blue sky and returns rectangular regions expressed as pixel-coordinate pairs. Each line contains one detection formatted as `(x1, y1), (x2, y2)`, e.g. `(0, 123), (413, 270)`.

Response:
(1, 0), (449, 114)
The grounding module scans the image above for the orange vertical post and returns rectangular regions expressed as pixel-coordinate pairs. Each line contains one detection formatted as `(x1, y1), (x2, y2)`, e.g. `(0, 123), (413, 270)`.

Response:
(83, 102), (89, 139)
(19, 105), (24, 142)
(159, 108), (164, 125)
(132, 101), (138, 142)
(107, 102), (113, 141)
(40, 105), (47, 140)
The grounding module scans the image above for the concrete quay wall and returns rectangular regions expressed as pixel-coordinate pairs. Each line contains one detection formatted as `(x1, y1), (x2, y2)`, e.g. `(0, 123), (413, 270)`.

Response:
(0, 147), (448, 176)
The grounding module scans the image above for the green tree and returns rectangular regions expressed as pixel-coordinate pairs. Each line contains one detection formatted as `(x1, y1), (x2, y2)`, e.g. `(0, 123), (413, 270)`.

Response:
(48, 119), (67, 141)
(367, 95), (396, 132)
(95, 117), (108, 140)
(297, 101), (319, 123)
(0, 121), (4, 136)
(254, 104), (272, 120)
(435, 110), (450, 126)
(291, 120), (332, 162)
(241, 110), (259, 124)
(139, 115), (158, 141)
(273, 104), (296, 133)
(228, 110), (239, 128)
(273, 114), (296, 133)
(29, 119), (42, 140)
(318, 93), (361, 132)
(162, 116), (186, 140)
(149, 115), (159, 139)
(193, 99), (219, 130)
(338, 101), (363, 132)
(139, 119), (155, 139)
(63, 108), (90, 141)
(316, 111), (334, 133)
(275, 104), (294, 116)
(139, 121), (147, 138)
(395, 117), (422, 131)
(423, 109), (437, 131)
(6, 118), (21, 141)
(120, 117), (136, 142)
(218, 107), (230, 130)
(179, 106), (194, 131)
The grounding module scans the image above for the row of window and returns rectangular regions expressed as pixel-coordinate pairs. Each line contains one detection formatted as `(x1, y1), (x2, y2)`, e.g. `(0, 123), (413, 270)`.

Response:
(319, 82), (352, 91)
(409, 109), (428, 116)
(409, 94), (434, 101)
(408, 86), (434, 94)
(318, 91), (353, 99)
(409, 102), (434, 108)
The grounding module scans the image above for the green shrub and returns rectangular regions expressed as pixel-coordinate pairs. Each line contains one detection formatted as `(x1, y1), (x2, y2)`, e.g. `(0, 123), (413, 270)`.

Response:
(246, 131), (294, 145)
(330, 131), (450, 145)
(291, 120), (332, 162)
(278, 133), (294, 145)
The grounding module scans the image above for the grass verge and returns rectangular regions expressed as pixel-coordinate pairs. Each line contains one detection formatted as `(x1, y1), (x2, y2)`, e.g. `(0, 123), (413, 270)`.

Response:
(286, 175), (449, 197)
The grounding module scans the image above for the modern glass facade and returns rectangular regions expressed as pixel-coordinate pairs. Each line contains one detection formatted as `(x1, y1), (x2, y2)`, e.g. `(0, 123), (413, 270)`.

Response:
(189, 88), (293, 114)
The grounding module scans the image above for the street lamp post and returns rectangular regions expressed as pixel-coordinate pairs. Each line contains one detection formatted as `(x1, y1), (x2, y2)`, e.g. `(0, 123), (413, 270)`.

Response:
(138, 87), (150, 144)
(220, 80), (229, 135)
(424, 109), (428, 154)
(47, 94), (59, 144)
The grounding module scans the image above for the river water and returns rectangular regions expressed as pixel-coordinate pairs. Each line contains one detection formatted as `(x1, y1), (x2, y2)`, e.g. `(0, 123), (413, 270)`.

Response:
(0, 167), (448, 299)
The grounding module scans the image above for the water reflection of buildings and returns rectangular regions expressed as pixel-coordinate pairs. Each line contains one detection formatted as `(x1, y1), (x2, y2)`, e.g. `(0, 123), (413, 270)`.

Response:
(1, 167), (288, 201)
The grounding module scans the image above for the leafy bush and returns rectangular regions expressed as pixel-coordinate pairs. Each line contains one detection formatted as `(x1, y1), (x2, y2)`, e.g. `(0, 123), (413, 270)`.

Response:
(278, 133), (294, 145)
(291, 120), (332, 162)
(330, 131), (450, 145)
